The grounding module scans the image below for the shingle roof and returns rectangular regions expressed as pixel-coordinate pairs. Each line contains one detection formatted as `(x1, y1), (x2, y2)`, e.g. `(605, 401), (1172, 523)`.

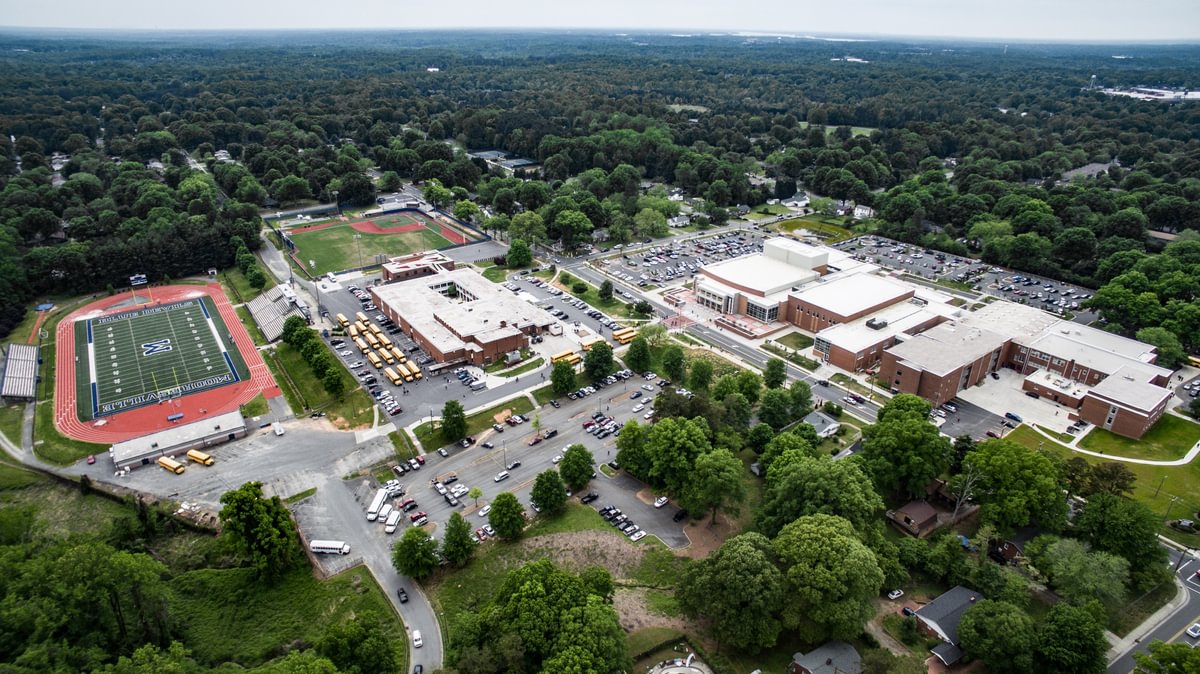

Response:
(915, 585), (982, 645)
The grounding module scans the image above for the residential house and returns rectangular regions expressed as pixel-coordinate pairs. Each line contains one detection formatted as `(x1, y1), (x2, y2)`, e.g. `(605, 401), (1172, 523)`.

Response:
(788, 641), (861, 674)
(915, 585), (984, 666)
(668, 215), (691, 229)
(853, 205), (875, 220)
(886, 501), (941, 538)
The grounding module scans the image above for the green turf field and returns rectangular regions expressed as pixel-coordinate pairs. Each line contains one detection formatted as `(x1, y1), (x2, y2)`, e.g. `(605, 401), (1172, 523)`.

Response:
(287, 222), (453, 275)
(73, 297), (250, 421)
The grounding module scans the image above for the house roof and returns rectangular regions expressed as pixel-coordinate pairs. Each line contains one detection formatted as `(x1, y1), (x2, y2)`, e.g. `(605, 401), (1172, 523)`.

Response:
(915, 585), (983, 646)
(896, 500), (938, 524)
(791, 641), (861, 674)
(931, 641), (965, 666)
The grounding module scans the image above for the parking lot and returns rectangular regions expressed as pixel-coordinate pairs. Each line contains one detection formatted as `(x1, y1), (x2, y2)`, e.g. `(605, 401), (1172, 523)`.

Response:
(831, 236), (1100, 325)
(598, 230), (768, 289)
(311, 370), (692, 551)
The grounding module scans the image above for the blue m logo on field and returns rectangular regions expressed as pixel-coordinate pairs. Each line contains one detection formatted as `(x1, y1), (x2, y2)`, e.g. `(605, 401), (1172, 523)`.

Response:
(142, 339), (173, 356)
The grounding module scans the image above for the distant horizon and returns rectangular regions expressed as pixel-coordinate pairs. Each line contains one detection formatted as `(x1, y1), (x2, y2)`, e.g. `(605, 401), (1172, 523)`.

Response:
(2, 0), (1198, 43)
(1, 25), (1199, 47)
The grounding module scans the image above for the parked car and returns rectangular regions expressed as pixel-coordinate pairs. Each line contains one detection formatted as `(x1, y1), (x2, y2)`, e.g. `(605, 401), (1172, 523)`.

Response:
(887, 589), (904, 600)
(654, 496), (669, 508)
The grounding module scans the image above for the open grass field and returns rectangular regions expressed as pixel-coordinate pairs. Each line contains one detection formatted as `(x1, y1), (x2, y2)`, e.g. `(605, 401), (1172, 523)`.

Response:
(798, 121), (877, 137)
(286, 213), (454, 275)
(774, 216), (855, 242)
(72, 297), (249, 421)
(414, 397), (536, 450)
(1006, 425), (1200, 547)
(1079, 414), (1200, 461)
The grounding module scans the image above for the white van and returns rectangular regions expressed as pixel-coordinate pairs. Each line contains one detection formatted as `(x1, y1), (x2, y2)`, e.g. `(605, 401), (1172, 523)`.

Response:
(272, 422), (285, 436)
(412, 630), (423, 648)
(384, 510), (402, 534)
(378, 503), (394, 521)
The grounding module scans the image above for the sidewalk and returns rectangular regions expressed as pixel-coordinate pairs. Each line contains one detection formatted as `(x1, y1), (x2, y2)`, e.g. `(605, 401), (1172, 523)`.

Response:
(1106, 576), (1190, 663)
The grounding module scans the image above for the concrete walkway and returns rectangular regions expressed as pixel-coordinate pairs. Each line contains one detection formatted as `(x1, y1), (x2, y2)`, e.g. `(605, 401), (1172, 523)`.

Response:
(1105, 576), (1190, 662)
(1027, 424), (1200, 466)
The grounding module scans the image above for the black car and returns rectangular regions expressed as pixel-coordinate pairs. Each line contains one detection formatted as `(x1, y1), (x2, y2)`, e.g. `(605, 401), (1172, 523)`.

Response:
(396, 587), (409, 603)
(580, 492), (599, 504)
(607, 460), (620, 470)
(673, 509), (688, 522)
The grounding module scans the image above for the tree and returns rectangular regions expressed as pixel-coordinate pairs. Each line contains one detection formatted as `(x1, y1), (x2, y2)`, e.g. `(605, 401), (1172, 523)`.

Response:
(860, 416), (952, 499)
(772, 514), (885, 642)
(1133, 641), (1200, 673)
(550, 360), (577, 395)
(321, 369), (345, 398)
(442, 512), (475, 567)
(583, 342), (614, 381)
(392, 527), (439, 579)
(638, 323), (667, 348)
(643, 417), (712, 493)
(757, 388), (796, 430)
(876, 393), (932, 423)
(1135, 327), (1187, 369)
(746, 422), (776, 452)
(965, 439), (1067, 533)
(488, 492), (526, 540)
(558, 444), (595, 490)
(757, 453), (884, 538)
(440, 399), (467, 443)
(598, 279), (613, 301)
(218, 481), (299, 578)
(555, 209), (594, 251)
(682, 449), (746, 524)
(1084, 461), (1136, 497)
(507, 238), (533, 268)
(684, 359), (714, 393)
(625, 336), (651, 373)
(509, 211), (547, 244)
(633, 207), (668, 238)
(634, 299), (653, 316)
(616, 420), (649, 477)
(958, 600), (1036, 674)
(467, 486), (483, 507)
(662, 345), (685, 381)
(1042, 538), (1128, 609)
(1074, 493), (1167, 587)
(677, 533), (784, 653)
(1036, 603), (1108, 674)
(763, 357), (788, 389)
(789, 379), (813, 416)
(453, 199), (481, 223)
(316, 610), (398, 674)
(531, 469), (568, 514)
(736, 370), (763, 405)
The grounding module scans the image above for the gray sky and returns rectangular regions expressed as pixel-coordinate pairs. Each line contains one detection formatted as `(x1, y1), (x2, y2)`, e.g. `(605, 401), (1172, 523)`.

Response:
(3, 0), (1199, 42)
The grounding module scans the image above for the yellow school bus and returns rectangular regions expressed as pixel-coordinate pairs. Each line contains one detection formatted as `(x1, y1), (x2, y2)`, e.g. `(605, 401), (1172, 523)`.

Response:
(364, 332), (380, 349)
(336, 313), (350, 328)
(355, 311), (369, 324)
(186, 449), (215, 466)
(551, 350), (576, 364)
(389, 346), (407, 364)
(613, 327), (637, 345)
(157, 456), (186, 474)
(397, 361), (415, 382)
(354, 337), (370, 353)
(581, 335), (608, 351)
(409, 361), (423, 380)
(366, 352), (383, 369)
(369, 323), (383, 336)
(348, 324), (360, 339)
(354, 320), (367, 334)
(378, 348), (395, 365)
(378, 334), (393, 349)
(384, 367), (403, 386)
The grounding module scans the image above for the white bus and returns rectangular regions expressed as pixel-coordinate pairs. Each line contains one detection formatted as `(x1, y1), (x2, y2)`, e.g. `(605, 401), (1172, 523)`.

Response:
(309, 540), (351, 555)
(366, 488), (388, 521)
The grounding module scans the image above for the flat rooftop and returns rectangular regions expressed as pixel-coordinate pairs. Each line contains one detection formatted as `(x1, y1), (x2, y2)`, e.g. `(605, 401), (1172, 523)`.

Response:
(889, 323), (1009, 377)
(701, 255), (819, 297)
(790, 273), (914, 318)
(817, 298), (962, 354)
(958, 301), (1059, 341)
(110, 410), (245, 465)
(1088, 366), (1174, 413)
(373, 268), (552, 354)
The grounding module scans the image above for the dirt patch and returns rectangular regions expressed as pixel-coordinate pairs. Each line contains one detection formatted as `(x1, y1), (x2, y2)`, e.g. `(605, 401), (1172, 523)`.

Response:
(614, 587), (695, 633)
(675, 513), (738, 560)
(522, 530), (647, 578)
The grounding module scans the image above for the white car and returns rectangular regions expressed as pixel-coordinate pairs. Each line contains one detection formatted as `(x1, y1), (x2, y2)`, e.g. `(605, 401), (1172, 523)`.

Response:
(349, 361), (364, 369)
(654, 496), (669, 508)
(552, 454), (562, 464)
(632, 404), (645, 412)
(478, 505), (492, 517)
(1188, 623), (1200, 639)
(337, 349), (352, 356)
(644, 410), (654, 420)
(494, 470), (510, 482)
(887, 589), (905, 600)
(641, 384), (655, 391)
(629, 530), (646, 542)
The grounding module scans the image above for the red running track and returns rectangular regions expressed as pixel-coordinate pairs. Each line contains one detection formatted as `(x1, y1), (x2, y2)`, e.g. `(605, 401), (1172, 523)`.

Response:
(53, 283), (281, 445)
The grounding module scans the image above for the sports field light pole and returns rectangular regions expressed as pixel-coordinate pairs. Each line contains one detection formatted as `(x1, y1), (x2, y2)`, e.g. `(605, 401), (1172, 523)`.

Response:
(353, 234), (363, 269)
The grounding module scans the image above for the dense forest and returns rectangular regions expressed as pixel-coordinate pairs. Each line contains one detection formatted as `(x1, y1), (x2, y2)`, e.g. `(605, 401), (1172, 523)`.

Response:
(1, 30), (1198, 344)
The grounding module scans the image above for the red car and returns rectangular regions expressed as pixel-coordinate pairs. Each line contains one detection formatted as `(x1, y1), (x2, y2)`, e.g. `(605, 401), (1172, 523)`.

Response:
(527, 435), (543, 446)
(414, 455), (426, 465)
(86, 454), (96, 465)
(399, 498), (417, 511)
(409, 511), (427, 523)
(475, 527), (488, 540)
(583, 420), (596, 429)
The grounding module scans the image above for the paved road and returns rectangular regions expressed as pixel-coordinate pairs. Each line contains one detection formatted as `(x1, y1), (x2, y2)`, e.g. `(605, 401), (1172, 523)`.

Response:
(1107, 547), (1200, 673)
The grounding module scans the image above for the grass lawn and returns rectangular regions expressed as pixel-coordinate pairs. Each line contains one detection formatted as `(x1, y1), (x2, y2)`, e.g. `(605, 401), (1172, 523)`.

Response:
(1006, 425), (1200, 548)
(1079, 415), (1200, 462)
(266, 343), (375, 429)
(0, 456), (42, 490)
(0, 403), (25, 445)
(1034, 425), (1075, 444)
(742, 211), (769, 221)
(414, 397), (536, 450)
(934, 277), (976, 293)
(798, 121), (877, 137)
(288, 221), (452, 276)
(220, 264), (276, 303)
(532, 383), (558, 405)
(235, 306), (268, 346)
(774, 216), (854, 242)
(389, 430), (417, 460)
(492, 357), (545, 378)
(283, 487), (317, 504)
(480, 264), (509, 284)
(755, 204), (794, 216)
(775, 332), (815, 350)
(171, 563), (406, 668)
(428, 503), (619, 638)
(557, 272), (639, 319)
(1109, 579), (1178, 636)
(626, 627), (685, 660)
(238, 393), (269, 419)
(763, 342), (820, 371)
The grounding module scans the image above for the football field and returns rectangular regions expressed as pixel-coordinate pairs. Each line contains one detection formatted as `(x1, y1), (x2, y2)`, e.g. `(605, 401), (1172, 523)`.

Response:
(73, 297), (250, 420)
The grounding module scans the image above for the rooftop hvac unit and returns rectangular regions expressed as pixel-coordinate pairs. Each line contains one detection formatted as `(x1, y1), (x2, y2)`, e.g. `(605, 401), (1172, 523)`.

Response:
(866, 318), (889, 330)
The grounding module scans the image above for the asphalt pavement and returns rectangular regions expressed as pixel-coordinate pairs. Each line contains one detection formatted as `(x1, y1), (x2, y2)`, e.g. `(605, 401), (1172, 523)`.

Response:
(1107, 547), (1200, 673)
